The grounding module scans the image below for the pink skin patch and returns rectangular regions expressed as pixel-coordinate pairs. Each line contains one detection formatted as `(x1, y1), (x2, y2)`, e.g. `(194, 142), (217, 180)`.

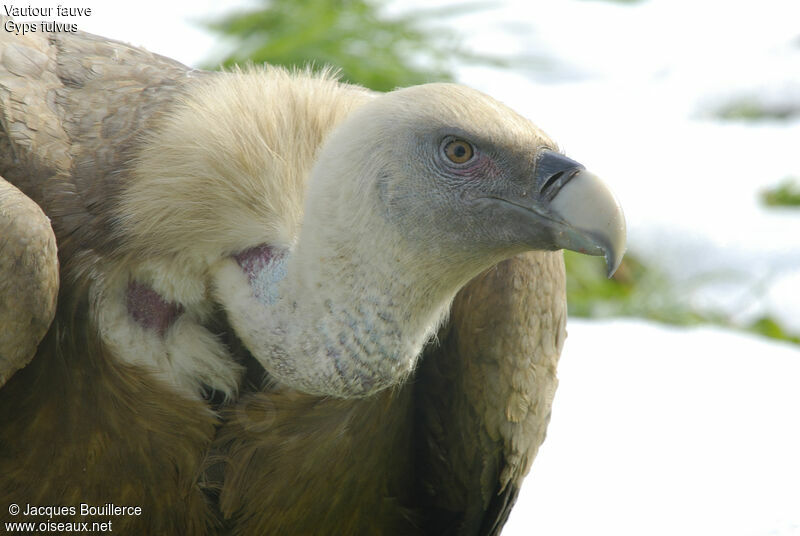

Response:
(126, 280), (184, 336)
(234, 244), (276, 285)
(452, 154), (502, 181)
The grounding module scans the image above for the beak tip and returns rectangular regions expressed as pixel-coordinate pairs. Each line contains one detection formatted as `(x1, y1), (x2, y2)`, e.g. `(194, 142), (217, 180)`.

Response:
(602, 217), (627, 279)
(605, 247), (626, 278)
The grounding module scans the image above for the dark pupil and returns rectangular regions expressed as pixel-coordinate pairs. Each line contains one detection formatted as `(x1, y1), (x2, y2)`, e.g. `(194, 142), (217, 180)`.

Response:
(453, 144), (466, 158)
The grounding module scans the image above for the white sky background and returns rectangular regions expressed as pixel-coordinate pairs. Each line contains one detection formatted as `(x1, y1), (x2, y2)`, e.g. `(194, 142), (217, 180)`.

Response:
(12, 1), (800, 534)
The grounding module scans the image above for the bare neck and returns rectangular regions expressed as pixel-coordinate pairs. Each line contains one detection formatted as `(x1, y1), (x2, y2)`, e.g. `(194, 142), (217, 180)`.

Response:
(261, 214), (466, 396)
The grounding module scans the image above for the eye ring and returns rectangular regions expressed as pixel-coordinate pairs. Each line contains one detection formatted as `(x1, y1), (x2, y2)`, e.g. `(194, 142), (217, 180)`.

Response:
(442, 138), (475, 164)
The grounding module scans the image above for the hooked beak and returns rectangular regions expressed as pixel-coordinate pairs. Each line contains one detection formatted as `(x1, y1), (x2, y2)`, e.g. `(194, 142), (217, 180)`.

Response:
(546, 157), (626, 277)
(506, 150), (627, 277)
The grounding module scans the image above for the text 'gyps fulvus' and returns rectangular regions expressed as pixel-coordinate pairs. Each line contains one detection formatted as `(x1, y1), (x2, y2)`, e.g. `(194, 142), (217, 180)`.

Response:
(0, 29), (625, 535)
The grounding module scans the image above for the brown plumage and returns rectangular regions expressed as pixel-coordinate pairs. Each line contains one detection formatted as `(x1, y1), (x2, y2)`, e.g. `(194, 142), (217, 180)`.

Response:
(0, 178), (58, 387)
(0, 31), (220, 533)
(0, 28), (624, 535)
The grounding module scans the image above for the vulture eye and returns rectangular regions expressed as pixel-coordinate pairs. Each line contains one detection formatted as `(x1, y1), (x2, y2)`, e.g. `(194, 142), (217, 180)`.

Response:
(443, 139), (474, 164)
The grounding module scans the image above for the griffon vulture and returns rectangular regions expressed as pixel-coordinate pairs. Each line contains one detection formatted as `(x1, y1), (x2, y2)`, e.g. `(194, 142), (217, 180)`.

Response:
(0, 29), (625, 535)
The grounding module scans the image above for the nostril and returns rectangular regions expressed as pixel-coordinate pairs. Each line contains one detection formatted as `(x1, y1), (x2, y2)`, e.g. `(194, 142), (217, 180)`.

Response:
(535, 149), (585, 198)
(541, 171), (565, 195)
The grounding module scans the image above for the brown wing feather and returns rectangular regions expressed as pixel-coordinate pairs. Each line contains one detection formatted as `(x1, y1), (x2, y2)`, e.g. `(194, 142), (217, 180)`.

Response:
(0, 177), (58, 387)
(0, 30), (196, 264)
(0, 28), (194, 374)
(0, 31), (220, 533)
(414, 251), (567, 535)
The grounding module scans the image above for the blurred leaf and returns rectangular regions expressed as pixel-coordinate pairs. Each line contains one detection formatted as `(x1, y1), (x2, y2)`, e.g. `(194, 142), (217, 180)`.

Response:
(713, 98), (799, 121)
(203, 0), (505, 91)
(565, 251), (701, 323)
(761, 177), (800, 207)
(565, 251), (800, 346)
(748, 316), (800, 345)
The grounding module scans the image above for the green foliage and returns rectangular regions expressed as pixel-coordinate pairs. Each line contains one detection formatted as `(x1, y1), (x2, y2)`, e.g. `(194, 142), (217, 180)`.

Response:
(565, 250), (695, 322)
(761, 177), (800, 207)
(748, 316), (800, 345)
(204, 0), (506, 91)
(565, 250), (800, 346)
(713, 98), (798, 121)
(565, 250), (641, 317)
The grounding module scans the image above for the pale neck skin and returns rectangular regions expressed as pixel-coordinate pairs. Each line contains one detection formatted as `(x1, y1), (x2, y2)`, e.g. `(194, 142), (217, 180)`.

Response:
(237, 204), (485, 397)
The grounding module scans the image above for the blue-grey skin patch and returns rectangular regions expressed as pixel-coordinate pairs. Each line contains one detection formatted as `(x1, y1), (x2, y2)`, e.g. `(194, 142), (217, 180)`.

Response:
(234, 244), (288, 305)
(232, 245), (404, 396)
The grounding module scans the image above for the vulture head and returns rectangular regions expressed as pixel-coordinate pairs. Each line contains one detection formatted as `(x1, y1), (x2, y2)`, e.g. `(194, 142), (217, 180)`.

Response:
(200, 81), (626, 397)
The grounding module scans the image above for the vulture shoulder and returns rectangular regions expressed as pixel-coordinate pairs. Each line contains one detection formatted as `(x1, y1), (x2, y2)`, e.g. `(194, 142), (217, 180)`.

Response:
(0, 177), (57, 387)
(0, 30), (221, 534)
(414, 252), (566, 535)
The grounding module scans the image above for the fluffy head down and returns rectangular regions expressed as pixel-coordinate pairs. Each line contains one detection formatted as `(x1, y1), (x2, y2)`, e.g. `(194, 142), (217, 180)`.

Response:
(97, 67), (372, 397)
(120, 66), (373, 270)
